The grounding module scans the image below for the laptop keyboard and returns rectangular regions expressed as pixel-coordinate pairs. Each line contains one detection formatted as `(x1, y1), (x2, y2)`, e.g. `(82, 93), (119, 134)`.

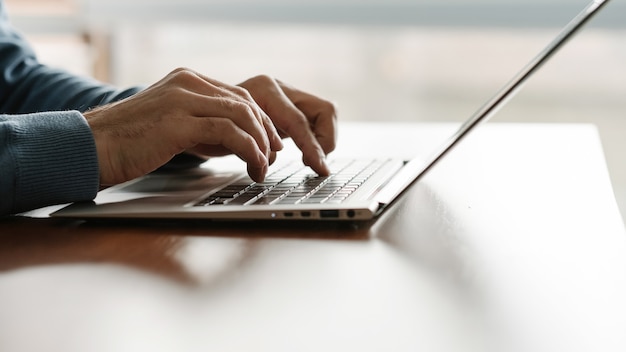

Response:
(194, 159), (387, 207)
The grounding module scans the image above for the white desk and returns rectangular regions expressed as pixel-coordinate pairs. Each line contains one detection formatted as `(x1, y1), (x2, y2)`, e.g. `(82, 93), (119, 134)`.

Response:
(0, 123), (625, 352)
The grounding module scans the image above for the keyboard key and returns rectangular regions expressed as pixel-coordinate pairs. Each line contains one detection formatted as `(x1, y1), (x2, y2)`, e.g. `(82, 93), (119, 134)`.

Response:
(226, 193), (258, 205)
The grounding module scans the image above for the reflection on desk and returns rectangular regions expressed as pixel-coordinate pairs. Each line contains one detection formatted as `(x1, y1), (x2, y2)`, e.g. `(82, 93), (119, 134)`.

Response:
(1, 123), (625, 352)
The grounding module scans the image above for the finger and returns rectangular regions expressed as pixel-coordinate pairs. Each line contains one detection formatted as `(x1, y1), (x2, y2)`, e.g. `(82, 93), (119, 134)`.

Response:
(214, 84), (284, 152)
(259, 109), (284, 152)
(276, 80), (338, 154)
(185, 93), (273, 160)
(281, 111), (330, 176)
(188, 117), (268, 182)
(239, 76), (330, 175)
(182, 69), (284, 152)
(224, 88), (284, 153)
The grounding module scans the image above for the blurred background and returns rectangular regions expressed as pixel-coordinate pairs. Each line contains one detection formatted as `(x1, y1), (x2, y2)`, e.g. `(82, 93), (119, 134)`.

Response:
(6, 0), (626, 220)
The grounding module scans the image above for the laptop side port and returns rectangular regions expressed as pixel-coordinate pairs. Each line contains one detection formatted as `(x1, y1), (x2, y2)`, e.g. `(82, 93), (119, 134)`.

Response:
(320, 210), (340, 218)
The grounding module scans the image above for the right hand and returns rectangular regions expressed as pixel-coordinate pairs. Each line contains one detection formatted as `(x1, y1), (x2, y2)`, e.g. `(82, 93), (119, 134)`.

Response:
(84, 68), (284, 186)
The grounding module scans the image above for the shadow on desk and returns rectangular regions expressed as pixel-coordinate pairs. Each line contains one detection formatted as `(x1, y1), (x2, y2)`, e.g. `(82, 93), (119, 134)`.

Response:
(0, 214), (374, 286)
(0, 179), (473, 297)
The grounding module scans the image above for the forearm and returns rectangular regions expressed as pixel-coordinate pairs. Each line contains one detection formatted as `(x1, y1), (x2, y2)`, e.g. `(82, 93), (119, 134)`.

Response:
(2, 63), (140, 114)
(0, 111), (99, 215)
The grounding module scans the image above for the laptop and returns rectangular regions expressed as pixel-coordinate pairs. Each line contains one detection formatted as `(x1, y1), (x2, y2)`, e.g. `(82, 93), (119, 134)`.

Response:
(52, 0), (610, 221)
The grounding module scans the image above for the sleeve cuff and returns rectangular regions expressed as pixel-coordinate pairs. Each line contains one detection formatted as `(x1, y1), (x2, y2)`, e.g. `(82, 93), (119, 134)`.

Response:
(2, 111), (99, 214)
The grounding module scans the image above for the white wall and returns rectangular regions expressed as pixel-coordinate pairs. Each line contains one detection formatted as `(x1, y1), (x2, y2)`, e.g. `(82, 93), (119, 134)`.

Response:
(81, 0), (623, 27)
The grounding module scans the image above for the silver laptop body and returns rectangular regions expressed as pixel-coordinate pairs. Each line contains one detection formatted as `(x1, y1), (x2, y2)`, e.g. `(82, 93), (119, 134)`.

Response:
(52, 0), (609, 221)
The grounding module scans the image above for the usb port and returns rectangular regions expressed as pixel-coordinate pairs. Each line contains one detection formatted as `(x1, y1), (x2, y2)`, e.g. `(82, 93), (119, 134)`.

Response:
(320, 210), (339, 218)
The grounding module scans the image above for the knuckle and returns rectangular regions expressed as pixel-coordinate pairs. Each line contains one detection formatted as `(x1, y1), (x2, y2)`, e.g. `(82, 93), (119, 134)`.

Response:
(230, 85), (248, 95)
(251, 74), (275, 85)
(242, 133), (259, 149)
(169, 67), (191, 75)
(231, 86), (255, 103)
(217, 117), (237, 132)
(321, 100), (338, 118)
(168, 67), (200, 86)
(199, 118), (231, 141)
(228, 100), (256, 119)
(293, 114), (311, 128)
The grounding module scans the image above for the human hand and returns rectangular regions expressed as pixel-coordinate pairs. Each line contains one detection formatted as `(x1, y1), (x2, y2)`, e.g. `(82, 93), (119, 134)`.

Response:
(85, 68), (284, 185)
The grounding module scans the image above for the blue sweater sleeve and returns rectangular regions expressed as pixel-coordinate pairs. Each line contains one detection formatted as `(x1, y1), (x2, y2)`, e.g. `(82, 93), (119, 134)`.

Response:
(0, 1), (141, 215)
(0, 111), (99, 215)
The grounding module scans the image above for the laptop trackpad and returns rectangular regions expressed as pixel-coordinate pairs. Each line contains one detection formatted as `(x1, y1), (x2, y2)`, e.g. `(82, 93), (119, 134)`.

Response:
(112, 171), (239, 194)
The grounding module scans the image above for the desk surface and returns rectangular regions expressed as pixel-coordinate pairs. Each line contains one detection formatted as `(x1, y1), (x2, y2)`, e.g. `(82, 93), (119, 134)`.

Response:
(1, 123), (625, 352)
